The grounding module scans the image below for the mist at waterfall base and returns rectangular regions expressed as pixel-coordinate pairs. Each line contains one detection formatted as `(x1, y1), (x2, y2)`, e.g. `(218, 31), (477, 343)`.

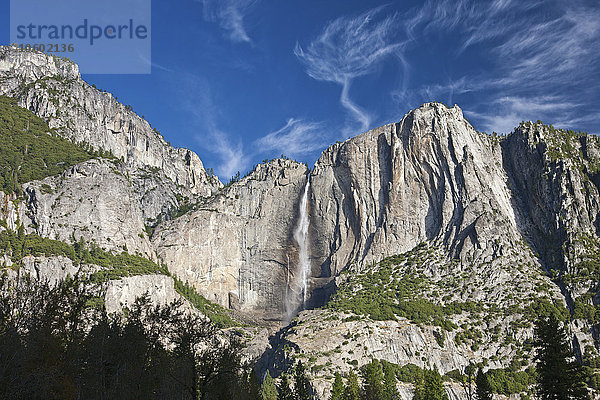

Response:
(285, 176), (311, 322)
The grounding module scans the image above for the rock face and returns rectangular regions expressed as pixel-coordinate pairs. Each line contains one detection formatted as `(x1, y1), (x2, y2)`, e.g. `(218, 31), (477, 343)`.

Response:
(2, 46), (600, 400)
(263, 105), (600, 398)
(19, 255), (80, 286)
(502, 122), (600, 299)
(153, 159), (309, 317)
(309, 104), (518, 280)
(23, 159), (154, 258)
(0, 46), (221, 224)
(104, 274), (183, 315)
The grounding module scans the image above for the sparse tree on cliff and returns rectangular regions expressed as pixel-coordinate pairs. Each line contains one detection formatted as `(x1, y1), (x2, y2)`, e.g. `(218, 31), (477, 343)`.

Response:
(330, 372), (344, 400)
(260, 371), (278, 400)
(475, 369), (492, 400)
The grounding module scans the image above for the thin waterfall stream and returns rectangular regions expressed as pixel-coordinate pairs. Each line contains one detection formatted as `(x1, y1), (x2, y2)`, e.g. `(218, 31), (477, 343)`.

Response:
(286, 175), (311, 320)
(294, 176), (311, 304)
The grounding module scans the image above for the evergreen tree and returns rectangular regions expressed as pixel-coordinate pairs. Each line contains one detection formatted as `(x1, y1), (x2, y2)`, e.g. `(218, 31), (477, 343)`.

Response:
(413, 372), (425, 400)
(0, 277), (249, 400)
(295, 361), (311, 400)
(461, 363), (476, 400)
(330, 372), (344, 400)
(534, 315), (590, 400)
(260, 371), (278, 400)
(361, 359), (385, 400)
(343, 371), (361, 400)
(383, 362), (400, 400)
(278, 374), (295, 400)
(475, 369), (492, 400)
(414, 367), (448, 400)
(247, 369), (261, 400)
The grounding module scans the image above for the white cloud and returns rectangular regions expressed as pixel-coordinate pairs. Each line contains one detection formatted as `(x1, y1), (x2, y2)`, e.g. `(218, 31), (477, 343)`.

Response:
(466, 96), (579, 134)
(174, 74), (250, 179)
(255, 118), (325, 159)
(175, 74), (330, 178)
(199, 0), (256, 43)
(388, 0), (600, 133)
(294, 7), (404, 131)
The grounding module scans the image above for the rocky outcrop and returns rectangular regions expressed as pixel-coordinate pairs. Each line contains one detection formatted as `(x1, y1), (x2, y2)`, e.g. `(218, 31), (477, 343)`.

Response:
(153, 159), (309, 317)
(104, 274), (183, 315)
(0, 191), (29, 232)
(0, 46), (221, 224)
(502, 122), (600, 298)
(263, 106), (600, 398)
(281, 309), (511, 399)
(310, 103), (519, 280)
(2, 48), (600, 399)
(22, 159), (154, 258)
(19, 255), (80, 285)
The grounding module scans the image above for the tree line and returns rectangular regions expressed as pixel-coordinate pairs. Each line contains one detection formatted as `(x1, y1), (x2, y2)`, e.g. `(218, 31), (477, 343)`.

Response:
(0, 272), (592, 400)
(0, 274), (254, 400)
(256, 314), (592, 400)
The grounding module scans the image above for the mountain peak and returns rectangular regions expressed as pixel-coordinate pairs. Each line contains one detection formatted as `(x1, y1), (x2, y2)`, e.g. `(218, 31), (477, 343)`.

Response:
(0, 46), (80, 83)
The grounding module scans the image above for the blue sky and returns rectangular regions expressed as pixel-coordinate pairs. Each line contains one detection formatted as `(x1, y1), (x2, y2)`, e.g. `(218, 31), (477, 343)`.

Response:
(2, 0), (600, 180)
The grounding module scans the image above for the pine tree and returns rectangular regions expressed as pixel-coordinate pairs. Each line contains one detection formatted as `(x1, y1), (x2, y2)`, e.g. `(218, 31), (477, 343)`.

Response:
(330, 372), (344, 400)
(260, 371), (278, 400)
(475, 369), (492, 400)
(534, 314), (590, 400)
(461, 363), (475, 400)
(245, 369), (261, 400)
(361, 360), (385, 400)
(278, 374), (295, 400)
(414, 367), (448, 400)
(295, 361), (311, 400)
(383, 362), (400, 400)
(413, 373), (425, 400)
(343, 371), (361, 400)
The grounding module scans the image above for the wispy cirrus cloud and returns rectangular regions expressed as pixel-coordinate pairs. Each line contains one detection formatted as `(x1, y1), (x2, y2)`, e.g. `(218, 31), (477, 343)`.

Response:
(294, 7), (403, 132)
(466, 96), (578, 134)
(255, 118), (326, 159)
(175, 74), (249, 179)
(175, 74), (327, 178)
(199, 0), (257, 43)
(390, 0), (600, 133)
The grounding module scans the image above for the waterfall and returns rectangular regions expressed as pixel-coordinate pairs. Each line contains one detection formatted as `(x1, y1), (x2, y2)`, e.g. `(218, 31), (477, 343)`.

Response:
(294, 176), (311, 304)
(285, 175), (311, 320)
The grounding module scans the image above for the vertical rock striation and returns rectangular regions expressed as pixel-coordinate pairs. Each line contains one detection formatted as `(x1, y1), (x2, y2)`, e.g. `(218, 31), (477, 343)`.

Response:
(153, 159), (310, 318)
(0, 46), (221, 224)
(310, 103), (519, 280)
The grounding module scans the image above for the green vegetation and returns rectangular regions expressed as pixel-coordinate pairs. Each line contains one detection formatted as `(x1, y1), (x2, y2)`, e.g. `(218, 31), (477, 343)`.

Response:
(259, 371), (278, 400)
(278, 374), (294, 400)
(414, 367), (448, 400)
(534, 314), (590, 399)
(330, 372), (345, 400)
(328, 244), (488, 330)
(0, 276), (254, 400)
(0, 226), (240, 327)
(0, 95), (96, 194)
(172, 276), (238, 328)
(486, 366), (536, 396)
(225, 171), (241, 188)
(328, 244), (455, 328)
(345, 338), (589, 398)
(86, 248), (169, 283)
(0, 228), (168, 280)
(517, 120), (600, 175)
(0, 226), (76, 263)
(565, 235), (600, 288)
(476, 368), (493, 400)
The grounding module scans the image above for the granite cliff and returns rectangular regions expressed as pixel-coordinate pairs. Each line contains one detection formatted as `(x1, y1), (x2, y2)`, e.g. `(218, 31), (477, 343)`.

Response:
(1, 46), (599, 399)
